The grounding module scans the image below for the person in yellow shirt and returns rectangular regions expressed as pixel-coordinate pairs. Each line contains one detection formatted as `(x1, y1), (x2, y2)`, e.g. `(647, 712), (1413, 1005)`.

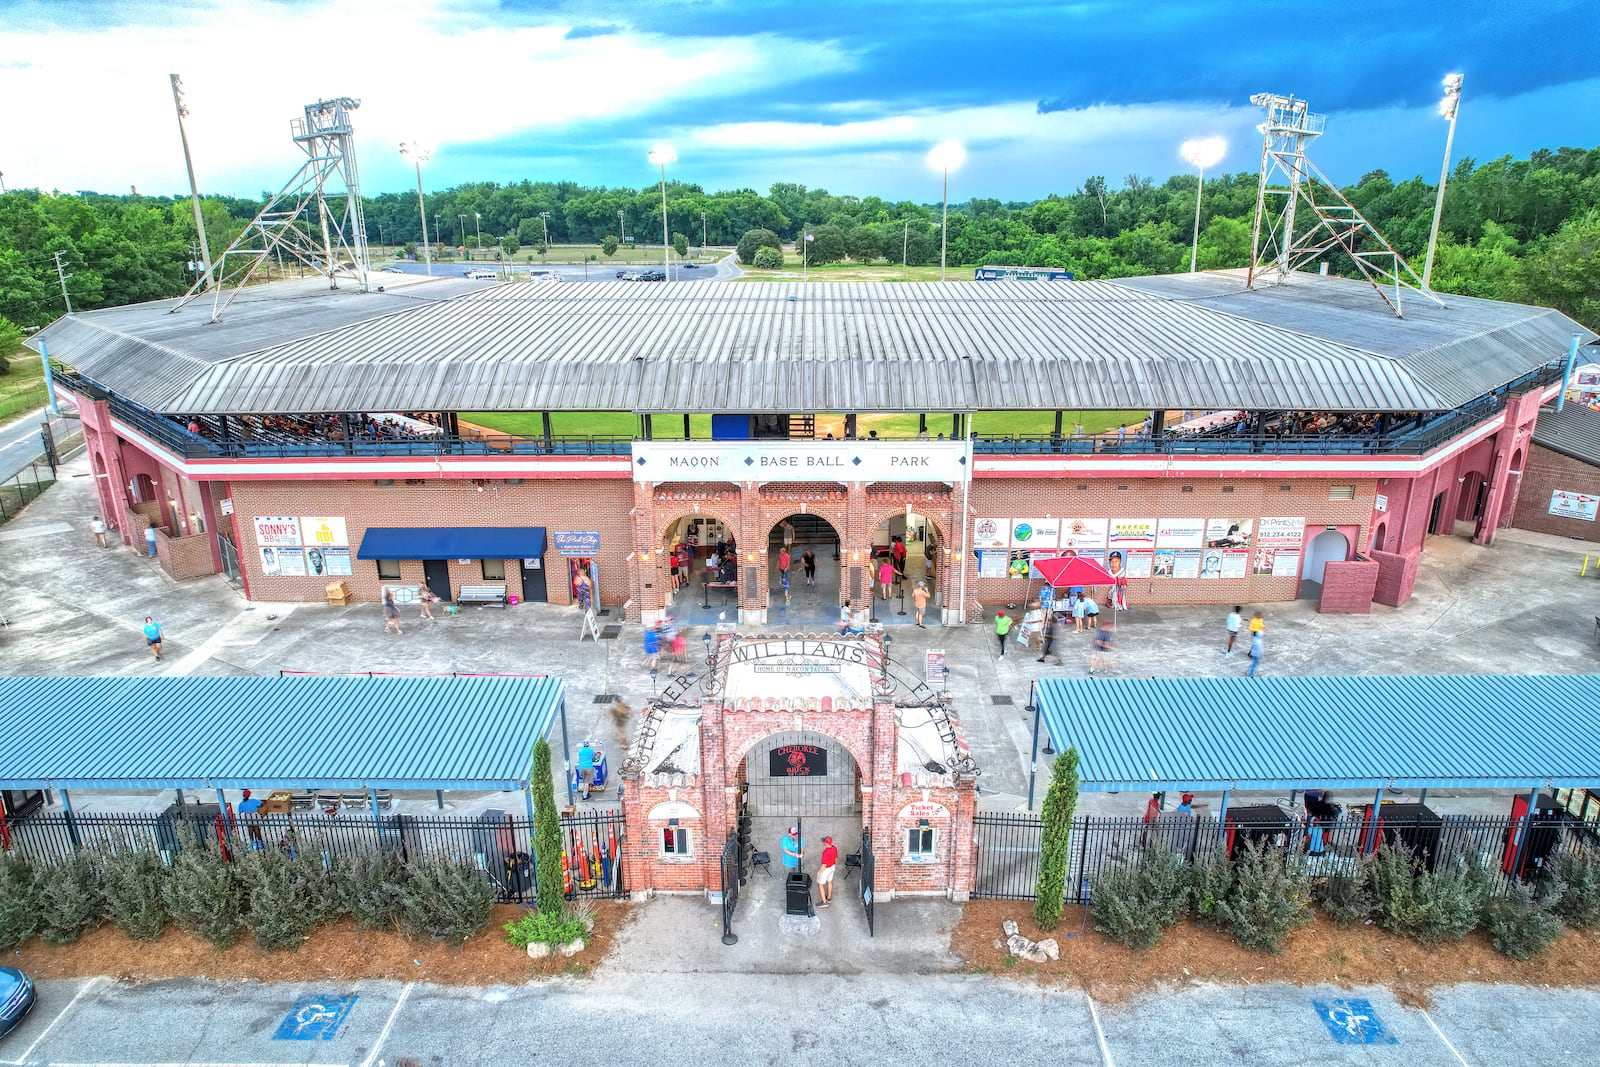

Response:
(993, 610), (1013, 657)
(1250, 611), (1265, 636)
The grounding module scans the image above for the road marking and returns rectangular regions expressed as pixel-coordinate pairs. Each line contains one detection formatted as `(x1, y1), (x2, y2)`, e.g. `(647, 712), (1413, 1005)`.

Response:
(1084, 992), (1116, 1067)
(359, 982), (413, 1067)
(1419, 1009), (1471, 1067)
(7, 975), (102, 1065)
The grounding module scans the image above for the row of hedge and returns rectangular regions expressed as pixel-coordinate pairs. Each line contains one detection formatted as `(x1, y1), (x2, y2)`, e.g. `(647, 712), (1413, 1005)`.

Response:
(0, 842), (496, 952)
(1088, 837), (1600, 959)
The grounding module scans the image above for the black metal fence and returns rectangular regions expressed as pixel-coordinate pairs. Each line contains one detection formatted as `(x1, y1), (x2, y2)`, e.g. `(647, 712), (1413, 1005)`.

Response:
(973, 810), (1592, 904)
(2, 808), (625, 907)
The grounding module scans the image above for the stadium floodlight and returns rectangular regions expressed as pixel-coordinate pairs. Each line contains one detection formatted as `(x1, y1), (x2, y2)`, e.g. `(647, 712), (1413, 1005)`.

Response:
(1423, 73), (1464, 290)
(1181, 137), (1227, 273)
(649, 143), (677, 277)
(926, 142), (966, 281)
(399, 141), (433, 276)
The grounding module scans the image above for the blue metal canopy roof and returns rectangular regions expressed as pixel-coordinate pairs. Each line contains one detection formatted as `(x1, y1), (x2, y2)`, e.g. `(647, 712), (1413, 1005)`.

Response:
(356, 526), (545, 561)
(1036, 674), (1600, 793)
(0, 675), (563, 791)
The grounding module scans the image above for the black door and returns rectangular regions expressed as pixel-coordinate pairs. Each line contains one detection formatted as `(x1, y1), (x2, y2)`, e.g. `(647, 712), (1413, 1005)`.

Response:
(422, 559), (452, 600)
(520, 556), (547, 603)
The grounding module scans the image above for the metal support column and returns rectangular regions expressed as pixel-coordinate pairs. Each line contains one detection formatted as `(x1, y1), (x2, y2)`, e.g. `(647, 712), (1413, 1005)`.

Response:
(1025, 681), (1041, 811)
(559, 698), (574, 805)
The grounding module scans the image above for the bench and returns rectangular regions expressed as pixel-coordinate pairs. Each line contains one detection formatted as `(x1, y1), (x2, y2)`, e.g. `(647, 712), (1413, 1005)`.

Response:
(706, 580), (737, 604)
(458, 583), (508, 608)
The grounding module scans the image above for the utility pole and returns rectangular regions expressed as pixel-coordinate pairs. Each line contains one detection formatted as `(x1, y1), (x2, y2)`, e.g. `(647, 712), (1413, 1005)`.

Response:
(701, 211), (707, 252)
(0, 171), (6, 194)
(539, 211), (550, 263)
(903, 221), (909, 279)
(52, 251), (73, 313)
(169, 75), (213, 290)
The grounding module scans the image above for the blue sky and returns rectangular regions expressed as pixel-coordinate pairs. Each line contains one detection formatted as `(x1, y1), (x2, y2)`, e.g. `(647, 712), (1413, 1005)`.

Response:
(2, 0), (1597, 202)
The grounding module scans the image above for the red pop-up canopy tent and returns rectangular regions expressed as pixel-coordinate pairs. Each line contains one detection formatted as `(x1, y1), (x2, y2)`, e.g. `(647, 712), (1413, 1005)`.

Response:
(1033, 554), (1116, 589)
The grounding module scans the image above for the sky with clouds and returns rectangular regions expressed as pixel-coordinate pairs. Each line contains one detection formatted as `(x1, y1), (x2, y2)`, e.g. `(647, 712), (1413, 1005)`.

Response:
(3, 0), (1597, 204)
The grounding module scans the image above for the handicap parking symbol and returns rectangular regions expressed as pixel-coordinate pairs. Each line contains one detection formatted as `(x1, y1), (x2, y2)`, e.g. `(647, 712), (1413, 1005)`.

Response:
(273, 993), (358, 1041)
(1312, 997), (1396, 1045)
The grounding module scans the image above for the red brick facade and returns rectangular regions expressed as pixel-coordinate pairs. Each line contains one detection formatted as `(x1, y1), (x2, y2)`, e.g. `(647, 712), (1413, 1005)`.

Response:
(1510, 442), (1600, 540)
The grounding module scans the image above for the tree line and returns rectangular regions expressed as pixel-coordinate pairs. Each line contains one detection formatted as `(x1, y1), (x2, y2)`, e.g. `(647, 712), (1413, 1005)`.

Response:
(1, 143), (1597, 337)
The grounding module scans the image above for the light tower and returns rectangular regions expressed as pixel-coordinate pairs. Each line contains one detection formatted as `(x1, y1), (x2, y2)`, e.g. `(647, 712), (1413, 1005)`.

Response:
(1245, 92), (1441, 317)
(172, 96), (371, 322)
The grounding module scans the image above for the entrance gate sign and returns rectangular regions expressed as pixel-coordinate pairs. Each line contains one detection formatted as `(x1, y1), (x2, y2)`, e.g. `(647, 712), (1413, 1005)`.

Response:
(632, 440), (966, 483)
(770, 744), (828, 777)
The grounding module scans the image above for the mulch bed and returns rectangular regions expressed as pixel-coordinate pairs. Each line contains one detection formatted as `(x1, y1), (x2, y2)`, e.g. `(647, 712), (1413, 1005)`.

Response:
(952, 898), (1600, 1006)
(13, 902), (635, 985)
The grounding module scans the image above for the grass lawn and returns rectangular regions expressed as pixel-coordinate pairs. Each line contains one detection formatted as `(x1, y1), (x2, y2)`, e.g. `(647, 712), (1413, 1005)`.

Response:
(463, 409), (1147, 440)
(0, 358), (48, 426)
(734, 262), (958, 283)
(461, 412), (714, 438)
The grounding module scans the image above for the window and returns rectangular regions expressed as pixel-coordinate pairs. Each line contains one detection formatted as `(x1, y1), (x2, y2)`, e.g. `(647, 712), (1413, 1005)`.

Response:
(376, 559), (401, 580)
(661, 826), (692, 858)
(906, 825), (937, 862)
(481, 558), (506, 581)
(1329, 485), (1356, 501)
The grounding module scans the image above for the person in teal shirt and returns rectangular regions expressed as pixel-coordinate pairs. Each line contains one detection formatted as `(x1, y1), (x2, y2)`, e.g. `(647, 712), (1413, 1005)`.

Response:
(142, 616), (164, 661)
(577, 740), (597, 800)
(781, 826), (805, 870)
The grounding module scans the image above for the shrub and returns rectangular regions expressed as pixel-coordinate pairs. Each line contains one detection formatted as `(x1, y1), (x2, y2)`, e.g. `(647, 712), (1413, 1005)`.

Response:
(240, 849), (330, 951)
(0, 855), (40, 950)
(162, 843), (244, 949)
(1313, 858), (1375, 928)
(1214, 841), (1313, 953)
(751, 246), (784, 270)
(503, 908), (587, 950)
(402, 857), (494, 942)
(1547, 838), (1600, 929)
(101, 849), (169, 940)
(1483, 881), (1566, 960)
(1369, 843), (1487, 945)
(1033, 747), (1079, 930)
(344, 850), (408, 930)
(1187, 852), (1232, 927)
(735, 228), (782, 265)
(36, 855), (104, 945)
(1090, 846), (1188, 951)
(532, 739), (565, 916)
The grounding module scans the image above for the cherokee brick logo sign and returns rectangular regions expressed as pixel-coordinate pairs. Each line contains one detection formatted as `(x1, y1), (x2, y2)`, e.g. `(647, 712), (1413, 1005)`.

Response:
(770, 744), (827, 777)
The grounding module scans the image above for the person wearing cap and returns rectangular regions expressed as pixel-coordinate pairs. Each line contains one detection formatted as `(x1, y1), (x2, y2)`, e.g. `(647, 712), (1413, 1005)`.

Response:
(781, 826), (805, 871)
(1176, 793), (1194, 814)
(817, 835), (839, 906)
(993, 609), (1013, 657)
(237, 788), (264, 848)
(912, 581), (930, 627)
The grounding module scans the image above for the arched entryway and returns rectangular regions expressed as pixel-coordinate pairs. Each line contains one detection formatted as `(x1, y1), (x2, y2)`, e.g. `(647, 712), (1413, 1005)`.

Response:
(741, 730), (863, 818)
(866, 511), (945, 626)
(1299, 529), (1350, 598)
(658, 509), (740, 623)
(765, 513), (842, 627)
(1370, 520), (1388, 554)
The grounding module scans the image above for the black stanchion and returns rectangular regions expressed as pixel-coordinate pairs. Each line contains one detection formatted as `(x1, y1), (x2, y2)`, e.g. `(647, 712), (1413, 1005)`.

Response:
(702, 576), (710, 610)
(896, 579), (907, 617)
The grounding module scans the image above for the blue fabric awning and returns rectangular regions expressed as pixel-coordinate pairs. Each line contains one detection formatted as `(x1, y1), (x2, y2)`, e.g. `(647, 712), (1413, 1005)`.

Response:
(357, 526), (546, 561)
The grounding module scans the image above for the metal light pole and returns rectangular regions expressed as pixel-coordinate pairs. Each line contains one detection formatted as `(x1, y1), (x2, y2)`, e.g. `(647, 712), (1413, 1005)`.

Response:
(649, 143), (676, 278)
(700, 210), (708, 252)
(376, 222), (384, 251)
(169, 75), (213, 290)
(399, 143), (433, 276)
(474, 211), (483, 251)
(1180, 137), (1227, 273)
(539, 211), (550, 263)
(457, 214), (467, 255)
(902, 221), (909, 279)
(618, 209), (626, 253)
(1423, 73), (1464, 290)
(927, 142), (965, 282)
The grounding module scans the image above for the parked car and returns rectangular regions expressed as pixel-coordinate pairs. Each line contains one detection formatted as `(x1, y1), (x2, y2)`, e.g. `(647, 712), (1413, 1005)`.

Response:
(379, 266), (403, 274)
(464, 269), (496, 280)
(683, 263), (699, 270)
(615, 270), (629, 278)
(639, 270), (666, 282)
(0, 968), (35, 1038)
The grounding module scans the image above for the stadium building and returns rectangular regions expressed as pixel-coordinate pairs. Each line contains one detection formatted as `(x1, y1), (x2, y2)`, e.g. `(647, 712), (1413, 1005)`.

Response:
(29, 269), (1594, 625)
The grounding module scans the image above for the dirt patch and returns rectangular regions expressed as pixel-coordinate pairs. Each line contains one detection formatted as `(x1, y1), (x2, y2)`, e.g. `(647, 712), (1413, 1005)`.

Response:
(953, 899), (1600, 1005)
(13, 903), (635, 985)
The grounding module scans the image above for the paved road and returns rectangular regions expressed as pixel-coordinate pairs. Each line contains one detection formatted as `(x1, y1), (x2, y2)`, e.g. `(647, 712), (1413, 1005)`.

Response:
(0, 973), (1588, 1066)
(376, 253), (736, 284)
(0, 399), (76, 482)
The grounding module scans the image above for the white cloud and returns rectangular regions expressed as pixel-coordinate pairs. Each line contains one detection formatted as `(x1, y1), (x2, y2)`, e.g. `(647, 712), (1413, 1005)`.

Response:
(0, 0), (853, 194)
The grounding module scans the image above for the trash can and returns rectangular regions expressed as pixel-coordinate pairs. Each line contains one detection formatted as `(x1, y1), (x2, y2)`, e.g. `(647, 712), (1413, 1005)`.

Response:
(145, 526), (157, 556)
(785, 871), (813, 916)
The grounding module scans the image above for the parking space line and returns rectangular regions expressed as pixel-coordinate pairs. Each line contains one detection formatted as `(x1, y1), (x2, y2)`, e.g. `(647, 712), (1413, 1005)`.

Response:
(1083, 992), (1117, 1067)
(6, 976), (103, 1066)
(358, 982), (413, 1067)
(1418, 1010), (1471, 1067)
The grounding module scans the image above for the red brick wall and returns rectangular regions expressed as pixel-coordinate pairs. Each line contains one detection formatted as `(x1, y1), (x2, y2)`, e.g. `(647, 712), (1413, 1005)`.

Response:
(1318, 558), (1379, 614)
(1370, 548), (1419, 608)
(1511, 443), (1600, 540)
(154, 528), (219, 581)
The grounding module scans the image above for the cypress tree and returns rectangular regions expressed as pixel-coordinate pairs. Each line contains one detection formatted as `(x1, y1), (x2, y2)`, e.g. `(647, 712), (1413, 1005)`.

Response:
(1033, 747), (1080, 930)
(531, 739), (564, 916)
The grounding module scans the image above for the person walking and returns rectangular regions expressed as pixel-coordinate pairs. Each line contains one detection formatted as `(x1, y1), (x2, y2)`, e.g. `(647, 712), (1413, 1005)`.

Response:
(1224, 605), (1241, 654)
(90, 515), (108, 548)
(419, 591), (438, 621)
(1247, 630), (1264, 677)
(780, 519), (795, 553)
(781, 825), (805, 872)
(891, 537), (907, 578)
(1089, 623), (1114, 675)
(817, 835), (838, 907)
(382, 591), (401, 635)
(993, 609), (1013, 657)
(643, 624), (661, 673)
(802, 547), (817, 586)
(778, 546), (791, 587)
(1037, 609), (1062, 665)
(838, 599), (855, 634)
(1071, 591), (1087, 634)
(141, 616), (165, 660)
(912, 581), (930, 628)
(1250, 610), (1265, 639)
(877, 557), (894, 601)
(574, 565), (593, 612)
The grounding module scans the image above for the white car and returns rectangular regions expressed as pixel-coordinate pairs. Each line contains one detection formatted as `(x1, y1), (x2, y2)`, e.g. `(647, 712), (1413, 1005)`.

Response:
(464, 269), (496, 280)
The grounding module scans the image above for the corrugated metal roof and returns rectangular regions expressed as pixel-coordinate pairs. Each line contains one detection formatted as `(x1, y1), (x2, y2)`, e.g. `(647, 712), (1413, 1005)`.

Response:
(1037, 674), (1600, 792)
(29, 273), (1592, 417)
(1532, 404), (1600, 467)
(0, 675), (562, 791)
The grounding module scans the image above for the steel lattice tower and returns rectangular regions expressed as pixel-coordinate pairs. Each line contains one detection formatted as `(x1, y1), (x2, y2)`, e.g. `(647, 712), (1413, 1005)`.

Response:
(1246, 92), (1442, 317)
(172, 96), (370, 322)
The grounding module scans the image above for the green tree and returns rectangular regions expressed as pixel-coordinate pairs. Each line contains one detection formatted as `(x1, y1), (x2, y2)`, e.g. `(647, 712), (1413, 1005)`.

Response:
(736, 228), (783, 265)
(672, 232), (689, 258)
(600, 234), (620, 260)
(844, 227), (883, 263)
(1517, 209), (1600, 329)
(501, 235), (520, 259)
(531, 739), (565, 915)
(803, 224), (847, 265)
(1033, 746), (1080, 929)
(751, 246), (784, 270)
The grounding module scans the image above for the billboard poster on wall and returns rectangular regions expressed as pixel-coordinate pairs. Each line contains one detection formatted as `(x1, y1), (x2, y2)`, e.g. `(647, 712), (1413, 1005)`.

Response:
(1221, 550), (1250, 579)
(1172, 549), (1202, 579)
(1009, 518), (1061, 549)
(972, 518), (1010, 550)
(259, 546), (283, 576)
(253, 516), (302, 549)
(1155, 518), (1206, 549)
(1205, 518), (1253, 548)
(313, 547), (352, 576)
(1271, 550), (1301, 577)
(1200, 549), (1225, 579)
(1548, 490), (1599, 521)
(299, 516), (349, 548)
(1059, 518), (1109, 553)
(1109, 549), (1153, 580)
(276, 549), (307, 577)
(977, 550), (1010, 578)
(1255, 517), (1306, 574)
(1109, 519), (1157, 550)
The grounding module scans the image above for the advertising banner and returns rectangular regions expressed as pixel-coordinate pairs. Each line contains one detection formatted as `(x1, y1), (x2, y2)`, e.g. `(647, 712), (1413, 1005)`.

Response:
(1204, 518), (1253, 548)
(1008, 518), (1062, 549)
(1108, 519), (1157, 550)
(972, 518), (1010, 551)
(1172, 549), (1202, 579)
(299, 516), (349, 548)
(552, 530), (602, 557)
(1155, 518), (1206, 549)
(1548, 490), (1599, 522)
(1059, 518), (1109, 553)
(978, 551), (1010, 578)
(252, 516), (302, 549)
(1255, 516), (1306, 575)
(1199, 549), (1225, 579)
(1117, 550), (1154, 580)
(1221, 550), (1250, 579)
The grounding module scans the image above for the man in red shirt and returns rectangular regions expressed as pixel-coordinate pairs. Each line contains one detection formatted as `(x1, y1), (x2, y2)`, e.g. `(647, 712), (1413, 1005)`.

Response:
(817, 835), (839, 907)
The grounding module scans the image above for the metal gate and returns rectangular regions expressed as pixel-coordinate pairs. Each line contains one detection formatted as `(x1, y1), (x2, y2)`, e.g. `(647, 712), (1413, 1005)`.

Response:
(719, 828), (740, 945)
(860, 827), (875, 936)
(743, 731), (860, 817)
(218, 532), (242, 583)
